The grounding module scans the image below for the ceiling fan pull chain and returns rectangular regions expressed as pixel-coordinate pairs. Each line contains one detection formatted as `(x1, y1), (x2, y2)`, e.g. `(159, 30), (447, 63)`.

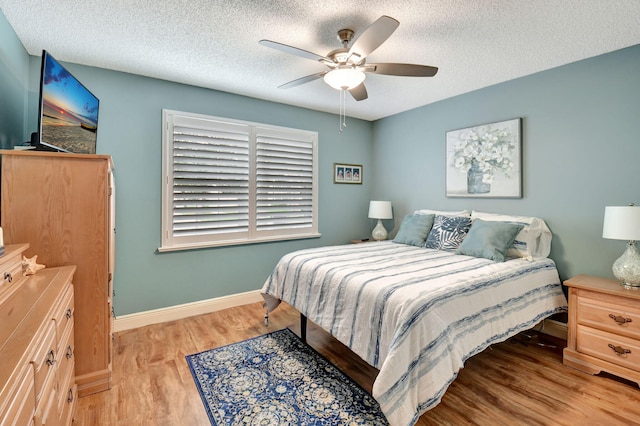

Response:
(339, 89), (347, 133)
(339, 89), (342, 132)
(339, 89), (343, 132)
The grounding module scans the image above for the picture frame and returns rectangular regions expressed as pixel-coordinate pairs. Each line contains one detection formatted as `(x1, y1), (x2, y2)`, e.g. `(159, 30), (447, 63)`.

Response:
(445, 118), (522, 198)
(334, 163), (362, 184)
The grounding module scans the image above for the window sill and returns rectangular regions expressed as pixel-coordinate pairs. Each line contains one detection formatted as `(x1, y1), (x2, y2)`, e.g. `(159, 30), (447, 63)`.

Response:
(158, 232), (322, 253)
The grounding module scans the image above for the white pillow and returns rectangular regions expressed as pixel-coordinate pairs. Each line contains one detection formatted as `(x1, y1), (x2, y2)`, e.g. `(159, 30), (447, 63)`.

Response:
(470, 211), (552, 260)
(415, 209), (471, 217)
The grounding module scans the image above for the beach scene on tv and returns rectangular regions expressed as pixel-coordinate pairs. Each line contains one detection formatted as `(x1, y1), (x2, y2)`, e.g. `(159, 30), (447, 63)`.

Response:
(41, 54), (99, 154)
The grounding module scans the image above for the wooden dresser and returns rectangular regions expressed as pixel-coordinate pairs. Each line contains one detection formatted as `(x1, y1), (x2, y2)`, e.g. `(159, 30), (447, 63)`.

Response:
(563, 274), (640, 385)
(1, 150), (115, 396)
(0, 244), (77, 425)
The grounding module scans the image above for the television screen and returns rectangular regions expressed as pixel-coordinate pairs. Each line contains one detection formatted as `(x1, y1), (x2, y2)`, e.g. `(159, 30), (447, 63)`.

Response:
(37, 50), (99, 154)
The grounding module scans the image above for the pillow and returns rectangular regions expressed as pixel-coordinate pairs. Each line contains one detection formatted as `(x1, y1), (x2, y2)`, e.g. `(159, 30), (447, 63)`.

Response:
(471, 211), (552, 259)
(456, 219), (524, 262)
(425, 215), (472, 251)
(393, 214), (435, 247)
(415, 209), (471, 217)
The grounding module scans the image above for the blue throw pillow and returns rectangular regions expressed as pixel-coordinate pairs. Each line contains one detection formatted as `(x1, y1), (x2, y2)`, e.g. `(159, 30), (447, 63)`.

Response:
(425, 215), (472, 251)
(456, 219), (524, 262)
(393, 214), (435, 247)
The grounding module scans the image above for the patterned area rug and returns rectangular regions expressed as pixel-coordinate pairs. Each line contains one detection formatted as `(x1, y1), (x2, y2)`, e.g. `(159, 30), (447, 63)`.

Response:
(186, 328), (388, 425)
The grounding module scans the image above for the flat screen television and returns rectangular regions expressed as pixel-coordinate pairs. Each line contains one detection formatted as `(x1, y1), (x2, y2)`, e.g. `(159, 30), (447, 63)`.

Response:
(35, 50), (99, 154)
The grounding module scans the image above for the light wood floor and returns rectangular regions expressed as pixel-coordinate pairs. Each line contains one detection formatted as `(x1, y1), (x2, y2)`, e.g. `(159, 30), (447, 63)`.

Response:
(75, 302), (640, 425)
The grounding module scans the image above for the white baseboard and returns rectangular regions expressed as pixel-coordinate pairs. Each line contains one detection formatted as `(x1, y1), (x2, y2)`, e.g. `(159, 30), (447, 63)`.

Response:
(540, 318), (568, 340)
(113, 290), (264, 332)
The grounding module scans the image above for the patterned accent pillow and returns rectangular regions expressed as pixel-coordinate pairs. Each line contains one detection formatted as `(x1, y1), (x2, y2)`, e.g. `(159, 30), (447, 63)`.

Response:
(425, 215), (473, 251)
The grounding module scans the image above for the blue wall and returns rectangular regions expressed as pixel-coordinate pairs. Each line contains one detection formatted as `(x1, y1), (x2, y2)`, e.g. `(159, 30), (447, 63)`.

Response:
(0, 12), (29, 148)
(2, 12), (374, 316)
(372, 44), (640, 281)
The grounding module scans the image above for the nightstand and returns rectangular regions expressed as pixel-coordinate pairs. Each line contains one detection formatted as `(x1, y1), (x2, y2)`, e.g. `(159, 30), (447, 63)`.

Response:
(563, 274), (640, 385)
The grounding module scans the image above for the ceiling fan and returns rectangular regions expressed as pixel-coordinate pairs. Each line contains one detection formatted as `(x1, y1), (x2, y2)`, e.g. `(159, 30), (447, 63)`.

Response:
(259, 15), (438, 101)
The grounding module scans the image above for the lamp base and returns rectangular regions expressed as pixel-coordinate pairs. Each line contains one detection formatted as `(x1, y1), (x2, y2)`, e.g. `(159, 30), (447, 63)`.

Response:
(371, 219), (388, 241)
(612, 241), (640, 289)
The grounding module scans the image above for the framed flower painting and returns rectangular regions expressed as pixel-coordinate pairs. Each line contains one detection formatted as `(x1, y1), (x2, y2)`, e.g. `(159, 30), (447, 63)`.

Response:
(445, 118), (522, 198)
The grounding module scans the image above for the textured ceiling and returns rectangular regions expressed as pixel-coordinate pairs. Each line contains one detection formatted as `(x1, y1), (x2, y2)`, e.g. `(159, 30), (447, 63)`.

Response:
(1, 0), (640, 121)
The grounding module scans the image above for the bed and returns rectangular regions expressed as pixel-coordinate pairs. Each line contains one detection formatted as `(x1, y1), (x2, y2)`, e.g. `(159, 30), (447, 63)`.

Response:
(261, 210), (568, 426)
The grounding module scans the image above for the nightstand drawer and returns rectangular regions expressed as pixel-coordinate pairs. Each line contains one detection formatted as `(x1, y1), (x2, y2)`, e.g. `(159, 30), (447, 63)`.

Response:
(577, 325), (640, 372)
(577, 292), (640, 340)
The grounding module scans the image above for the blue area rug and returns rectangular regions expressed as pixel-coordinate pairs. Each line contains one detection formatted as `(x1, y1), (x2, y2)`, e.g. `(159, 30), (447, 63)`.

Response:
(186, 328), (388, 425)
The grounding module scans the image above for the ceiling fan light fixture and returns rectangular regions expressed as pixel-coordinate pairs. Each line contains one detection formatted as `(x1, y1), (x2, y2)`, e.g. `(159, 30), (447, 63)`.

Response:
(323, 68), (366, 90)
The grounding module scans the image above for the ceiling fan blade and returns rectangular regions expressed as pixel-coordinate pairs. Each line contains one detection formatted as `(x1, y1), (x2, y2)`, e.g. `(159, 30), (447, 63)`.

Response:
(365, 63), (439, 77)
(349, 83), (368, 101)
(348, 16), (399, 62)
(259, 39), (332, 63)
(278, 72), (327, 89)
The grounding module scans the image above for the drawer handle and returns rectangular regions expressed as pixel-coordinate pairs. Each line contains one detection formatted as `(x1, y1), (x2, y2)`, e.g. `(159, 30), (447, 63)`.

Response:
(67, 388), (74, 403)
(608, 344), (631, 356)
(609, 314), (632, 325)
(66, 345), (73, 359)
(66, 308), (73, 319)
(3, 272), (12, 283)
(46, 349), (56, 366)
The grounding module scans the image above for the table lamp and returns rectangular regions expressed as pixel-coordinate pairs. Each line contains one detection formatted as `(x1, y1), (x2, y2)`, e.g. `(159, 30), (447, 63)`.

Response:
(602, 204), (640, 289)
(368, 201), (393, 241)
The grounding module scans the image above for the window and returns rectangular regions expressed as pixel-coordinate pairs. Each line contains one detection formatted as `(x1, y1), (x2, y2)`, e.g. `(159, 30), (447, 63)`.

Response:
(160, 110), (319, 251)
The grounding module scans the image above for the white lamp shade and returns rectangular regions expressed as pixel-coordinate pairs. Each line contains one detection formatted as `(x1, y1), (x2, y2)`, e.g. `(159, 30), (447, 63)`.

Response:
(368, 201), (393, 219)
(324, 68), (366, 90)
(603, 206), (640, 241)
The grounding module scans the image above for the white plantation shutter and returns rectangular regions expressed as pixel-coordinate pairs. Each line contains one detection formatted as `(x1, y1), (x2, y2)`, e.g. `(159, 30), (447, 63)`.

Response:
(171, 116), (250, 240)
(255, 130), (315, 234)
(161, 110), (318, 251)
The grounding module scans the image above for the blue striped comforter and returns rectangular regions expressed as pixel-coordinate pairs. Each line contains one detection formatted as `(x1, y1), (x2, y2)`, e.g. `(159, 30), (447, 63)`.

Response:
(261, 241), (567, 426)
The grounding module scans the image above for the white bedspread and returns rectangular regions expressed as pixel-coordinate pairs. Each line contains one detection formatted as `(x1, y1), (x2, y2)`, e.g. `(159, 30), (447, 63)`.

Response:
(261, 241), (567, 426)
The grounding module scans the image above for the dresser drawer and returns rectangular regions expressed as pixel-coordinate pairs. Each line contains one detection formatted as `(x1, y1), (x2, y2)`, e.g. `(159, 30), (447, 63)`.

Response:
(0, 244), (28, 305)
(0, 260), (24, 295)
(0, 363), (35, 426)
(0, 275), (29, 353)
(577, 290), (640, 340)
(56, 319), (75, 402)
(34, 369), (58, 426)
(53, 285), (74, 348)
(576, 325), (640, 372)
(57, 360), (76, 425)
(59, 383), (76, 426)
(31, 322), (57, 403)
